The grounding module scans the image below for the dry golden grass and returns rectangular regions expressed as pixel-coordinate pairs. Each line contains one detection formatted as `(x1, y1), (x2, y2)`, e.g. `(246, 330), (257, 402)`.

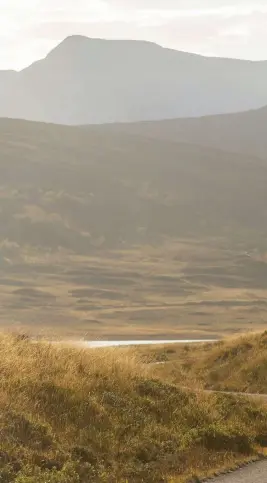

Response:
(1, 333), (267, 482)
(144, 331), (267, 395)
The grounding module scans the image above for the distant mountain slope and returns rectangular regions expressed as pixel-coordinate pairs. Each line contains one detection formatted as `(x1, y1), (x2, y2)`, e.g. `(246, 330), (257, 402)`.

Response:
(1, 117), (267, 253)
(2, 118), (267, 336)
(97, 105), (267, 159)
(1, 35), (267, 125)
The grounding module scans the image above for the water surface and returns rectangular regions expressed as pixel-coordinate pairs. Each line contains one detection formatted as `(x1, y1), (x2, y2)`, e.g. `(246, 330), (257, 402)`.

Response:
(74, 339), (216, 348)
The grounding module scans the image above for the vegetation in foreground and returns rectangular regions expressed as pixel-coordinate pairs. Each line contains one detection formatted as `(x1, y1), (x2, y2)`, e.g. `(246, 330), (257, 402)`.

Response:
(1, 334), (267, 482)
(145, 331), (267, 395)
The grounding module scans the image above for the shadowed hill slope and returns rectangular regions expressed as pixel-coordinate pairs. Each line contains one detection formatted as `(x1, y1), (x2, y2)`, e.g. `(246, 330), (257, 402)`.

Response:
(1, 117), (267, 252)
(97, 104), (267, 159)
(1, 35), (267, 124)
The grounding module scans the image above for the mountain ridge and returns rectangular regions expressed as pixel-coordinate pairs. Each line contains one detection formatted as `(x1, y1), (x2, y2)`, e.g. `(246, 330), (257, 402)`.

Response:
(1, 116), (267, 252)
(16, 36), (267, 69)
(96, 103), (267, 159)
(1, 35), (267, 125)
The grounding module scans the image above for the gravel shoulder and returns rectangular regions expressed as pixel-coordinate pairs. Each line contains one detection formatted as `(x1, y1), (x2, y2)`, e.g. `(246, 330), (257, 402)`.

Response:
(208, 460), (267, 482)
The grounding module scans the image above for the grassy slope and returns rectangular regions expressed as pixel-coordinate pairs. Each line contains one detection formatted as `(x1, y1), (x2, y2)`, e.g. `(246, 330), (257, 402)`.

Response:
(2, 118), (267, 251)
(1, 334), (267, 482)
(146, 331), (267, 394)
(98, 104), (267, 160)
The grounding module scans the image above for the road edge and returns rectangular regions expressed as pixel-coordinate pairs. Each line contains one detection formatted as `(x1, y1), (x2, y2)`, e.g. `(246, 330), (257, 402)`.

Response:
(185, 455), (267, 482)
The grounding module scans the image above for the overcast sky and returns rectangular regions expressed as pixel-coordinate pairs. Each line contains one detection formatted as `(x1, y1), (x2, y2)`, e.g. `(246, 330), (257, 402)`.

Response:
(1, 0), (267, 70)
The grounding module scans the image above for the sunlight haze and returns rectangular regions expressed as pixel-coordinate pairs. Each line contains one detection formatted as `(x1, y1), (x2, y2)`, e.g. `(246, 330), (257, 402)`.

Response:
(0, 0), (267, 70)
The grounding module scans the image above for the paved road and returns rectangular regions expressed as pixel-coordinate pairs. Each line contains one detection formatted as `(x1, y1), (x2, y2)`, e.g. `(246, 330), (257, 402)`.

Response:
(208, 460), (267, 482)
(184, 388), (267, 481)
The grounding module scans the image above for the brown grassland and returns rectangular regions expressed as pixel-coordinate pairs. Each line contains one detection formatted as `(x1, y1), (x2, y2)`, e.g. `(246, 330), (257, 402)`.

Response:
(1, 119), (267, 339)
(2, 239), (267, 340)
(1, 118), (267, 481)
(144, 331), (267, 395)
(1, 332), (267, 482)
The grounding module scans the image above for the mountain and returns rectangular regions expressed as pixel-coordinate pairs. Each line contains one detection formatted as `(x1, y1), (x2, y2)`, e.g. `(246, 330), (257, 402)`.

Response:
(1, 35), (267, 125)
(1, 117), (267, 252)
(100, 104), (267, 159)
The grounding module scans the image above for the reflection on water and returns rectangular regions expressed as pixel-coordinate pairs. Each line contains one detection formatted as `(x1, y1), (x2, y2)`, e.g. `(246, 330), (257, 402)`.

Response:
(73, 339), (217, 348)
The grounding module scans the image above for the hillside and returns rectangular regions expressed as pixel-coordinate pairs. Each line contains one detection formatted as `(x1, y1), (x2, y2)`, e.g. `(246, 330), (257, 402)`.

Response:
(1, 118), (267, 248)
(1, 118), (267, 337)
(99, 104), (267, 160)
(1, 36), (267, 124)
(148, 331), (267, 395)
(1, 333), (267, 482)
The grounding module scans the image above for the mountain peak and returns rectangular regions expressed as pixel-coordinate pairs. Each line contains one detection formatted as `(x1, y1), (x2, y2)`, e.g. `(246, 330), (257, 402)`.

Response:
(47, 35), (94, 57)
(43, 36), (163, 68)
(61, 35), (95, 45)
(47, 35), (160, 57)
(61, 35), (158, 45)
(2, 35), (267, 125)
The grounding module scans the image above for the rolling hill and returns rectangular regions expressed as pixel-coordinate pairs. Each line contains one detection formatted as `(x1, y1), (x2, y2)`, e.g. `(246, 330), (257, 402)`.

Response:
(98, 104), (267, 159)
(1, 117), (267, 252)
(147, 331), (267, 395)
(1, 35), (267, 125)
(1, 118), (267, 337)
(1, 333), (267, 482)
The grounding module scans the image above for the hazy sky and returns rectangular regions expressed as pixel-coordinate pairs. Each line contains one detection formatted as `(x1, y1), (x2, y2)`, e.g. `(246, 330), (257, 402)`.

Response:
(1, 0), (267, 70)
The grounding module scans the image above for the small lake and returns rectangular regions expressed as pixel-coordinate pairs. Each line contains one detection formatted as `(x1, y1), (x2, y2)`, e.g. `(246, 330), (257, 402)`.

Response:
(72, 339), (217, 348)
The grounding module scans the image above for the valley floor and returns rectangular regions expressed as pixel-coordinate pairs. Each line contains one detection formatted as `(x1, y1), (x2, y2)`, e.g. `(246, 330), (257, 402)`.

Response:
(1, 238), (267, 340)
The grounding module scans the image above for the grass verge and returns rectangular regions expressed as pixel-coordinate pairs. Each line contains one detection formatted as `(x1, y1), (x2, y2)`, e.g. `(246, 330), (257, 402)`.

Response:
(146, 331), (267, 395)
(1, 333), (267, 482)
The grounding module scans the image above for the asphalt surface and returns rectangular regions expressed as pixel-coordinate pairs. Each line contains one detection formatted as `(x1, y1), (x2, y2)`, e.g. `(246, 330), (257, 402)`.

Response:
(208, 460), (267, 482)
